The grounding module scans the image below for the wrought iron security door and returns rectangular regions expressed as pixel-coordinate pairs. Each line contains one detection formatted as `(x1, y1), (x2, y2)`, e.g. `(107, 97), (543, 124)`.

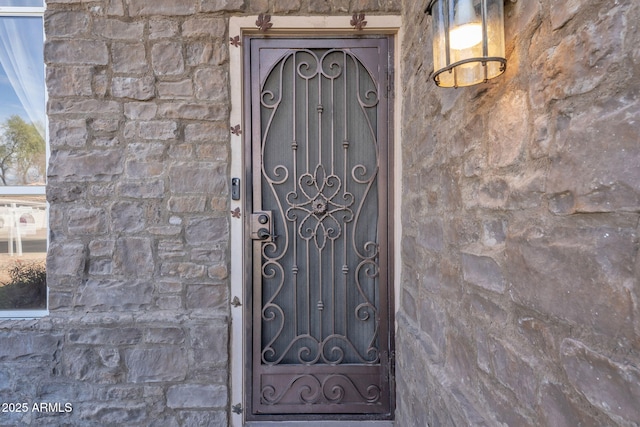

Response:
(245, 37), (394, 420)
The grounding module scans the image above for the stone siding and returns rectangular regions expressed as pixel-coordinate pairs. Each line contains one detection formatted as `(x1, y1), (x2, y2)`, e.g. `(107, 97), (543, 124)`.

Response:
(398, 0), (640, 426)
(1, 0), (638, 425)
(0, 1), (400, 426)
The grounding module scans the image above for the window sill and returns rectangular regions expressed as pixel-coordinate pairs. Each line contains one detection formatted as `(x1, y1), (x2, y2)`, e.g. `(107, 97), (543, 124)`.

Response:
(0, 309), (48, 319)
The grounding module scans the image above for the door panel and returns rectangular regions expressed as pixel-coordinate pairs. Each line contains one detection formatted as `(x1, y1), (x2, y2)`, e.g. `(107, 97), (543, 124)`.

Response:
(245, 37), (393, 420)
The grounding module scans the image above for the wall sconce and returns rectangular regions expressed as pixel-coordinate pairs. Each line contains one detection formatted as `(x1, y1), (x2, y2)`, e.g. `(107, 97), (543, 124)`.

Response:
(426, 0), (507, 88)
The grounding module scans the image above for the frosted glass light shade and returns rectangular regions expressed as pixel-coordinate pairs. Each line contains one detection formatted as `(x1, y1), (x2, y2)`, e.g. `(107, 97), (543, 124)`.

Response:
(427, 0), (506, 88)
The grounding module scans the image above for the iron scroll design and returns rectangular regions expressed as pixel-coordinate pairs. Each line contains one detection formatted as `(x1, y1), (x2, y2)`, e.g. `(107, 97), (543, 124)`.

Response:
(258, 48), (381, 369)
(261, 374), (381, 405)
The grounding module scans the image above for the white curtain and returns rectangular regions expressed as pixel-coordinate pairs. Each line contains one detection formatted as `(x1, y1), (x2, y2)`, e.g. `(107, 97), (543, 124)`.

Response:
(0, 16), (45, 139)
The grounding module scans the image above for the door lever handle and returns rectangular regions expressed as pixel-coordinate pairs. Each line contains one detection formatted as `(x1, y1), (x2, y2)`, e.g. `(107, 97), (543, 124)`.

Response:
(257, 228), (273, 240)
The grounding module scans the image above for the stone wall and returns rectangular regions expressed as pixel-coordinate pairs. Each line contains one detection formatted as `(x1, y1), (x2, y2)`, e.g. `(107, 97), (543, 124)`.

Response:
(0, 1), (399, 426)
(397, 0), (640, 426)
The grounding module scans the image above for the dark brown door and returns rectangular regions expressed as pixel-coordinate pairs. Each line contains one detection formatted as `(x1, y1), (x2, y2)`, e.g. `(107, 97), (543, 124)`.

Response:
(244, 36), (394, 421)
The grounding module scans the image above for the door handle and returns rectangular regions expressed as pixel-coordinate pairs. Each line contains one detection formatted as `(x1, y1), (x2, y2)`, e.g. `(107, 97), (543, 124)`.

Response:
(256, 227), (277, 241)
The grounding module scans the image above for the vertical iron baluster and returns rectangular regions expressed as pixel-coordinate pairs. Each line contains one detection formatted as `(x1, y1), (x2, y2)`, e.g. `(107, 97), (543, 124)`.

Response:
(292, 53), (298, 338)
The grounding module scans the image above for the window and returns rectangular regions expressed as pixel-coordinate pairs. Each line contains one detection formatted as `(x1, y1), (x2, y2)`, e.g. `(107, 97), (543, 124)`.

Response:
(0, 0), (47, 317)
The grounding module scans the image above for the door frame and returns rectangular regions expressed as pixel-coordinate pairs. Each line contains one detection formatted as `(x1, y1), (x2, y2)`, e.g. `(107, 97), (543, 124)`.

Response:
(229, 16), (403, 426)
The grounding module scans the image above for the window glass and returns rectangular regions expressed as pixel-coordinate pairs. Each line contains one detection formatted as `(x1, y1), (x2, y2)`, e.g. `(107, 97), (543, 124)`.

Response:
(0, 1), (44, 7)
(0, 12), (46, 313)
(0, 195), (46, 310)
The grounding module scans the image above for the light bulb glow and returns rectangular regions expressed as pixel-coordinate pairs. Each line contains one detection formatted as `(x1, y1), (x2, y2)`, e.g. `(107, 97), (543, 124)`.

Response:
(449, 22), (482, 50)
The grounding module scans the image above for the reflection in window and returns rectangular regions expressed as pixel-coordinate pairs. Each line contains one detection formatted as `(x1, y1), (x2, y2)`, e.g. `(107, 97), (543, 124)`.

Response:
(0, 7), (46, 313)
(0, 195), (46, 309)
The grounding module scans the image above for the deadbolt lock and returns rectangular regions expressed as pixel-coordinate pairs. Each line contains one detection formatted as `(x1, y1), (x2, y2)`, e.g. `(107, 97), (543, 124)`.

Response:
(251, 211), (274, 242)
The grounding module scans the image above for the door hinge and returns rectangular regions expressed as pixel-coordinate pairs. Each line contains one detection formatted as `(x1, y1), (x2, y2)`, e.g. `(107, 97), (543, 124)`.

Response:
(232, 403), (243, 414)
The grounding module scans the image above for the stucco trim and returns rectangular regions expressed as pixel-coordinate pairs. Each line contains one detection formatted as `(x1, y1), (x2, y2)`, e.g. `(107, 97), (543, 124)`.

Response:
(229, 15), (402, 426)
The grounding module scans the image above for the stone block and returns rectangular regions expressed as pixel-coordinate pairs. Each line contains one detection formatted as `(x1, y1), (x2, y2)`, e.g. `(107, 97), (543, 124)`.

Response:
(416, 218), (443, 252)
(76, 279), (153, 311)
(149, 18), (179, 39)
(127, 0), (198, 15)
(48, 149), (123, 182)
(486, 90), (528, 168)
(0, 332), (61, 361)
(158, 241), (186, 259)
(93, 18), (144, 39)
(139, 120), (178, 140)
(401, 288), (417, 323)
(124, 102), (158, 120)
(160, 262), (207, 280)
(113, 237), (154, 277)
(38, 381), (93, 403)
(67, 327), (143, 345)
(531, 7), (626, 106)
(157, 103), (227, 121)
(158, 80), (194, 99)
(79, 404), (147, 423)
(194, 68), (228, 102)
(186, 284), (227, 310)
(44, 11), (89, 37)
(144, 328), (185, 345)
(68, 207), (108, 235)
(182, 17), (226, 38)
(175, 411), (227, 427)
(468, 292), (507, 325)
(417, 298), (446, 363)
(207, 264), (228, 280)
(151, 41), (184, 76)
(93, 136), (120, 148)
(62, 347), (124, 384)
(110, 201), (146, 233)
(112, 42), (148, 74)
(186, 40), (227, 66)
(200, 0), (245, 12)
(185, 217), (228, 246)
(127, 142), (166, 159)
(88, 258), (113, 275)
(47, 242), (86, 277)
(48, 291), (73, 310)
(169, 162), (227, 194)
(461, 252), (505, 294)
(111, 76), (155, 101)
(125, 159), (165, 179)
(166, 384), (227, 409)
(125, 347), (188, 383)
(45, 40), (108, 65)
(168, 196), (206, 213)
(117, 179), (165, 199)
(107, 0), (125, 15)
(507, 218), (637, 337)
(89, 239), (115, 257)
(91, 119), (120, 133)
(547, 101), (640, 213)
(49, 99), (121, 116)
(561, 339), (640, 424)
(48, 119), (88, 148)
(191, 248), (225, 263)
(184, 122), (228, 143)
(273, 0), (301, 13)
(147, 225), (182, 236)
(538, 382), (602, 427)
(46, 66), (93, 97)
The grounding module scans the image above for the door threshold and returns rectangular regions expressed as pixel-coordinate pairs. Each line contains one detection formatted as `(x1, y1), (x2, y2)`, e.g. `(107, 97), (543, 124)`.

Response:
(245, 421), (394, 427)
